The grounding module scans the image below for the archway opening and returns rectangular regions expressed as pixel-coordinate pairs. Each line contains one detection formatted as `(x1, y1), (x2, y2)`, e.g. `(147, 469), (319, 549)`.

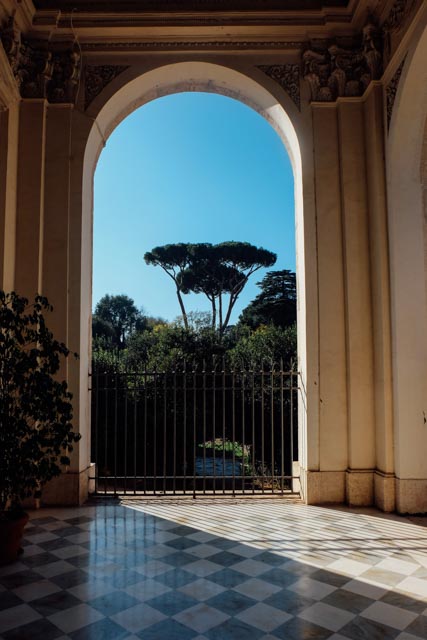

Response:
(80, 62), (314, 498)
(92, 90), (296, 494)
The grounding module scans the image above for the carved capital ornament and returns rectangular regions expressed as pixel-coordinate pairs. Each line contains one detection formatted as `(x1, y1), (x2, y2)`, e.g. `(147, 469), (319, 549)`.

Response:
(302, 19), (383, 102)
(0, 16), (81, 103)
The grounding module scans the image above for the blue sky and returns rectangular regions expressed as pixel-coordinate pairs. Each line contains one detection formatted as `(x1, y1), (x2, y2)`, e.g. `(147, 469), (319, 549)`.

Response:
(93, 92), (295, 324)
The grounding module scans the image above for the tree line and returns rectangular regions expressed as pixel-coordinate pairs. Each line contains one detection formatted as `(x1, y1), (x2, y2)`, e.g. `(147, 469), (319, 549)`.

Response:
(92, 241), (297, 371)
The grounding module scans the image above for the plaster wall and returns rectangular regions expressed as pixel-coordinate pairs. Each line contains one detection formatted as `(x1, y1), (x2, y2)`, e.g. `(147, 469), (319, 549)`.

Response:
(0, 14), (426, 510)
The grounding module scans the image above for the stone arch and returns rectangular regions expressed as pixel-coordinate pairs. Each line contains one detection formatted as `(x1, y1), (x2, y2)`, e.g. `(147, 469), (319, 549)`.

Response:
(387, 10), (427, 512)
(77, 61), (318, 501)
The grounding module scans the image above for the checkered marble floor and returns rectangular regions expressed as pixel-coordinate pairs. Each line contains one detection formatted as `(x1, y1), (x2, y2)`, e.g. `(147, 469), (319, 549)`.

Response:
(1, 499), (427, 639)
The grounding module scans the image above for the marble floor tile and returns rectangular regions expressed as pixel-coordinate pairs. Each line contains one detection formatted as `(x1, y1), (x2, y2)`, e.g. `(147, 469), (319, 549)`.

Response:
(1, 500), (427, 639)
(328, 558), (372, 577)
(124, 577), (172, 601)
(178, 577), (227, 601)
(110, 602), (166, 632)
(297, 602), (355, 632)
(12, 578), (62, 602)
(1, 617), (65, 640)
(396, 632), (427, 640)
(232, 577), (282, 601)
(0, 603), (42, 634)
(397, 577), (427, 599)
(360, 600), (418, 631)
(184, 559), (224, 577)
(403, 614), (427, 639)
(339, 615), (401, 639)
(47, 603), (104, 633)
(287, 576), (337, 600)
(173, 602), (230, 633)
(375, 557), (419, 576)
(234, 601), (292, 632)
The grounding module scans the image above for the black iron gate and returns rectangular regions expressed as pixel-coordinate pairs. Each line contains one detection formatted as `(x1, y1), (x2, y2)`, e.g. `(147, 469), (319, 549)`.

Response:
(90, 362), (299, 496)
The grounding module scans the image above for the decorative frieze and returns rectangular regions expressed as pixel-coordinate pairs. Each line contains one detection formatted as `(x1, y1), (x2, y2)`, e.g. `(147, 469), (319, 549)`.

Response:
(386, 58), (405, 129)
(84, 65), (129, 109)
(302, 20), (383, 102)
(257, 64), (300, 109)
(0, 7), (412, 108)
(0, 15), (81, 103)
(82, 40), (304, 52)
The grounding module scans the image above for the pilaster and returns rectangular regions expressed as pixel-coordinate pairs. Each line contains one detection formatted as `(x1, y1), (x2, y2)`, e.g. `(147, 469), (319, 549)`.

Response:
(14, 100), (46, 297)
(337, 100), (376, 473)
(42, 104), (73, 350)
(363, 84), (395, 502)
(312, 103), (348, 475)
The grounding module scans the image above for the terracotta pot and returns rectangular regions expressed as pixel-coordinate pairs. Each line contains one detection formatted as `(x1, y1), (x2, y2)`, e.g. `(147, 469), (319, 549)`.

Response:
(0, 512), (29, 565)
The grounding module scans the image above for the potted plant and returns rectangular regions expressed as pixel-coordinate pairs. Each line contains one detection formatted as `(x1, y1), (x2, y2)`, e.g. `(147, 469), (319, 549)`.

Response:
(0, 291), (81, 565)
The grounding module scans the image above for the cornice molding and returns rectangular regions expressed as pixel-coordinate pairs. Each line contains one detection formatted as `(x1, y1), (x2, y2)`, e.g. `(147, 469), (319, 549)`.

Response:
(33, 0), (350, 8)
(34, 12), (353, 29)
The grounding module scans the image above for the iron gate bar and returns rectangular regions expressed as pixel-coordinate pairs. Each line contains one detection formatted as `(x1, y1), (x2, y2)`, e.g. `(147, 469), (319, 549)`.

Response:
(133, 374), (137, 495)
(89, 363), (300, 497)
(280, 359), (285, 492)
(143, 368), (147, 495)
(261, 370), (265, 494)
(290, 368), (294, 494)
(124, 373), (128, 494)
(251, 370), (255, 495)
(222, 364), (226, 494)
(212, 364), (216, 492)
(173, 370), (177, 495)
(241, 368), (245, 492)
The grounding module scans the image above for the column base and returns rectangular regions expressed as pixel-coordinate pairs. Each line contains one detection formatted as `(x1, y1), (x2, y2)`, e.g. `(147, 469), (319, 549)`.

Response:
(40, 465), (93, 506)
(300, 468), (398, 511)
(346, 469), (374, 507)
(374, 470), (396, 512)
(300, 469), (346, 504)
(395, 478), (427, 514)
